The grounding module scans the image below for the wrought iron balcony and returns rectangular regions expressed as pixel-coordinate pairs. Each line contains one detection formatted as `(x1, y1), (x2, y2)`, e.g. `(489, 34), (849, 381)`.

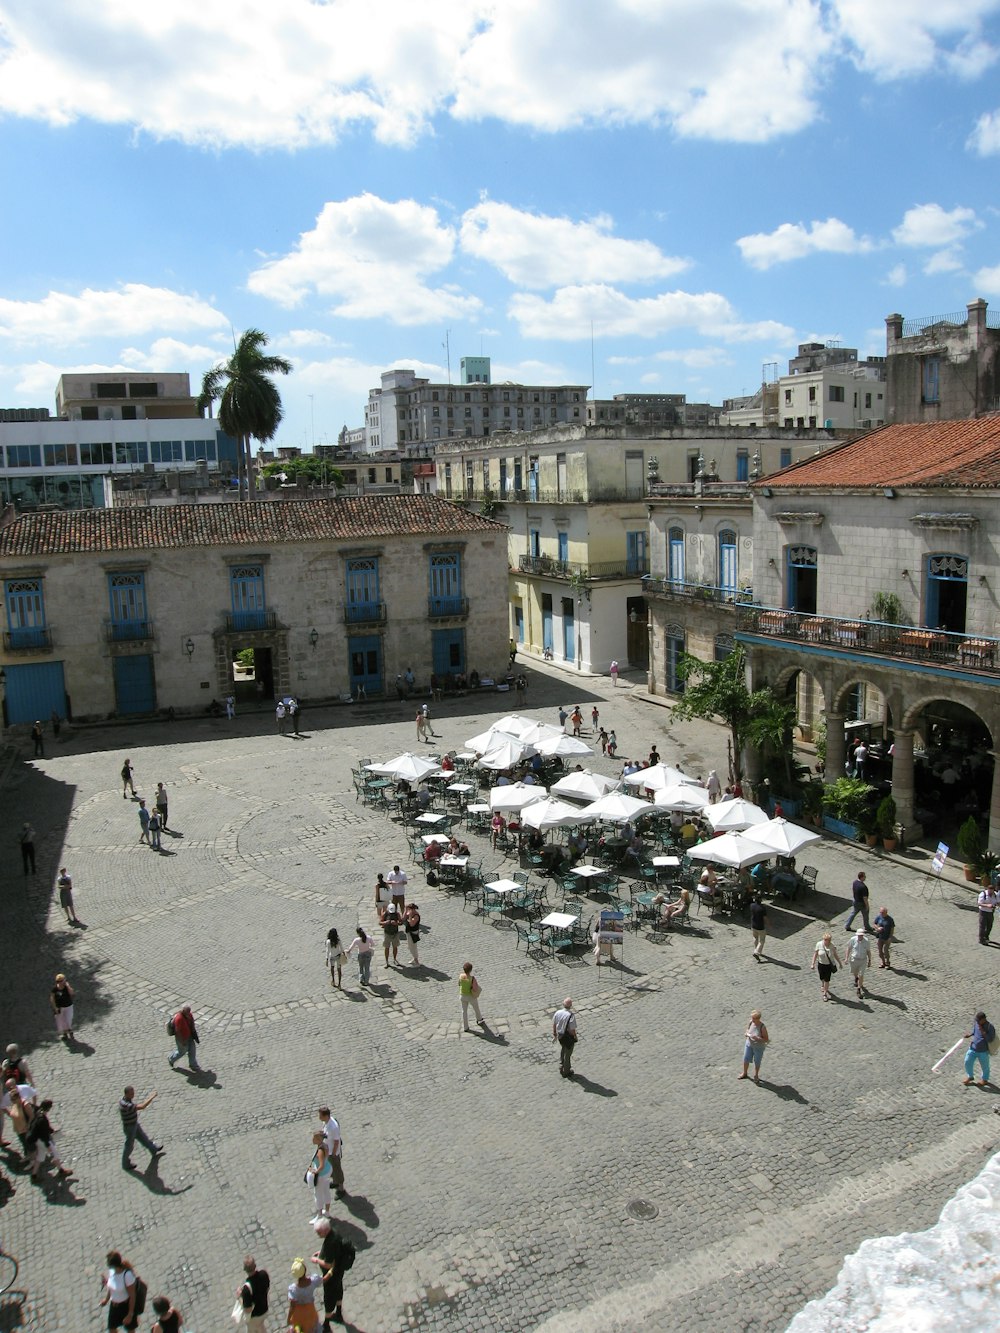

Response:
(104, 618), (155, 643)
(643, 578), (752, 606)
(224, 609), (277, 633)
(343, 602), (387, 625)
(3, 627), (52, 652)
(736, 604), (1000, 675)
(428, 596), (469, 619)
(517, 555), (650, 580)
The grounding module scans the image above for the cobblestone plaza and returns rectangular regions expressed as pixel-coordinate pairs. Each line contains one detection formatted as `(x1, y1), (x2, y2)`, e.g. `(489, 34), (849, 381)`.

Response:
(2, 667), (997, 1331)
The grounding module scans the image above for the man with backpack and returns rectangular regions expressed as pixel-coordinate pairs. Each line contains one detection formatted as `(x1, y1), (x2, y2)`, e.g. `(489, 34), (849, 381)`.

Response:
(167, 1006), (202, 1072)
(313, 1216), (355, 1328)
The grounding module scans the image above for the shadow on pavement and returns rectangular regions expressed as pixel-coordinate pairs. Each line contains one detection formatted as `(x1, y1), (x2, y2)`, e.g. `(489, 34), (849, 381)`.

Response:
(130, 1160), (195, 1197)
(340, 1192), (379, 1229)
(867, 992), (908, 1011)
(0, 1292), (28, 1332)
(888, 966), (927, 981)
(763, 1082), (809, 1104)
(759, 957), (802, 970)
(64, 1034), (97, 1058)
(569, 1072), (617, 1097)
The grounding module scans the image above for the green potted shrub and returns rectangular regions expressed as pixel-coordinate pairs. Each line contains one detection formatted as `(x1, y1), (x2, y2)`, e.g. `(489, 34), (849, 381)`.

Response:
(856, 803), (879, 846)
(957, 816), (986, 883)
(877, 795), (897, 851)
(801, 777), (825, 827)
(821, 777), (875, 839)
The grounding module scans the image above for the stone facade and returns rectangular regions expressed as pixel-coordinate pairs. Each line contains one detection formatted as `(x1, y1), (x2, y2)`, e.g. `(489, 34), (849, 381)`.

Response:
(886, 298), (1000, 423)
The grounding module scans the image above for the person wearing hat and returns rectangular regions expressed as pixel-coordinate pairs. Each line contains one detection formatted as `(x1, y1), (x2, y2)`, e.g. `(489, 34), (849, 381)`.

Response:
(552, 998), (578, 1078)
(846, 928), (874, 999)
(30, 719), (44, 757)
(287, 1256), (323, 1332)
(738, 1010), (770, 1083)
(963, 1011), (996, 1088)
(379, 902), (400, 966)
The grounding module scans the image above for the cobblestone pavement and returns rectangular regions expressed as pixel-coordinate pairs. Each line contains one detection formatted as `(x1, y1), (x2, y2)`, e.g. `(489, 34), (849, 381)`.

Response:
(1, 664), (997, 1332)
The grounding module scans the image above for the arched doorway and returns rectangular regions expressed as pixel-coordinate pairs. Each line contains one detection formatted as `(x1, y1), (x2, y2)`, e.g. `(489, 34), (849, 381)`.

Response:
(902, 698), (994, 844)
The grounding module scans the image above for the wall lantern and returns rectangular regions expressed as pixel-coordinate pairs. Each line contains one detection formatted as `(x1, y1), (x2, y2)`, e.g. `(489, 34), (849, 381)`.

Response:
(184, 638), (195, 659)
(309, 627), (319, 649)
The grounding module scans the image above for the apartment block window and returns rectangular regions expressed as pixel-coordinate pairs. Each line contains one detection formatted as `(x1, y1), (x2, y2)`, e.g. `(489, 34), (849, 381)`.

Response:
(229, 564), (266, 630)
(466, 461), (475, 494)
(108, 572), (148, 639)
(784, 389), (792, 405)
(533, 407), (541, 419)
(533, 393), (540, 402)
(432, 391), (439, 401)
(429, 552), (463, 615)
(923, 359), (940, 404)
(80, 406), (99, 421)
(783, 418), (793, 429)
(7, 445), (41, 467)
(432, 406), (439, 417)
(482, 459), (490, 489)
(499, 460), (507, 492)
(503, 391), (509, 401)
(121, 406), (137, 420)
(97, 382), (126, 398)
(464, 406), (471, 417)
(829, 385), (845, 402)
(808, 386), (816, 403)
(385, 468), (393, 483)
(736, 450), (749, 482)
(549, 393), (556, 403)
(780, 447), (792, 468)
(367, 468), (376, 484)
(464, 392), (471, 402)
(128, 382), (158, 398)
(116, 441), (148, 465)
(345, 556), (380, 622)
(4, 577), (46, 648)
(184, 439), (216, 462)
(149, 440), (183, 463)
(444, 463), (452, 498)
(665, 623), (685, 693)
(668, 528), (685, 585)
(865, 393), (872, 408)
(43, 443), (78, 466)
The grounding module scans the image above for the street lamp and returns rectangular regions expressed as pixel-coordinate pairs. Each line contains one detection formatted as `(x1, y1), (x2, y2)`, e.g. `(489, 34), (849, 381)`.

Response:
(184, 638), (195, 660)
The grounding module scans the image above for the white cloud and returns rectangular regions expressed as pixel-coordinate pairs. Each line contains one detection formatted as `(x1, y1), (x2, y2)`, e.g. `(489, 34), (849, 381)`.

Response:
(118, 336), (224, 370)
(736, 217), (874, 269)
(892, 203), (981, 247)
(654, 347), (735, 369)
(247, 194), (481, 326)
(509, 283), (792, 343)
(923, 249), (964, 275)
(969, 109), (1000, 154)
(972, 262), (1000, 296)
(0, 284), (227, 344)
(279, 329), (340, 350)
(830, 0), (999, 79)
(459, 200), (688, 288)
(883, 263), (908, 287)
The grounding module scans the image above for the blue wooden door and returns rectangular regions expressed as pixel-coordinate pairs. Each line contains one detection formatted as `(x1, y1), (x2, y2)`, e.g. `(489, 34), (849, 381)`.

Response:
(562, 598), (575, 661)
(348, 635), (382, 694)
(432, 628), (466, 676)
(113, 654), (156, 715)
(542, 595), (553, 652)
(3, 661), (66, 725)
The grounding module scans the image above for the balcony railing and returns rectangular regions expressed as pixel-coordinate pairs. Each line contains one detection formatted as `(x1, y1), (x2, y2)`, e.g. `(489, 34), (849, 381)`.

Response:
(428, 596), (469, 619)
(3, 627), (52, 652)
(225, 609), (277, 633)
(458, 487), (642, 505)
(343, 602), (387, 625)
(736, 605), (1000, 675)
(643, 578), (753, 606)
(517, 555), (650, 580)
(104, 618), (155, 643)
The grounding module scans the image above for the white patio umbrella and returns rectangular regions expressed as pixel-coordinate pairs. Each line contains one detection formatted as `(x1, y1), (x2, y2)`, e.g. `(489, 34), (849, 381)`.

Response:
(365, 753), (442, 782)
(622, 763), (697, 791)
(520, 797), (593, 831)
(495, 714), (536, 738)
(535, 733), (593, 758)
(551, 770), (621, 802)
(706, 797), (769, 832)
(517, 720), (566, 745)
(654, 783), (711, 812)
(687, 831), (774, 869)
(478, 736), (538, 771)
(751, 817), (821, 856)
(579, 790), (656, 824)
(488, 782), (546, 812)
(465, 725), (515, 753)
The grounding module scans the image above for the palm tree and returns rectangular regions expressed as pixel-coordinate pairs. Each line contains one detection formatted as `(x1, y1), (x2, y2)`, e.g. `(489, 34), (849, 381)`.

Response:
(198, 329), (292, 501)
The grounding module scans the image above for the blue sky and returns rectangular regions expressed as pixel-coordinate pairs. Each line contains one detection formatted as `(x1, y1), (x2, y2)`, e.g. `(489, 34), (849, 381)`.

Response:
(0, 0), (999, 450)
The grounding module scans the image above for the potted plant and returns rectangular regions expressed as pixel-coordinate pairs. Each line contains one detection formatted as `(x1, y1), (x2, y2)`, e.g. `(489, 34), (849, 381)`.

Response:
(801, 777), (825, 827)
(857, 804), (879, 847)
(877, 795), (897, 851)
(870, 591), (909, 625)
(958, 816), (986, 883)
(821, 777), (875, 840)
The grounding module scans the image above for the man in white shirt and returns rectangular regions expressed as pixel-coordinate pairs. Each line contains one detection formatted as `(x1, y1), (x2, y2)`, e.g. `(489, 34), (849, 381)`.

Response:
(552, 999), (578, 1079)
(978, 883), (999, 945)
(1, 1080), (38, 1158)
(318, 1107), (346, 1196)
(387, 865), (408, 914)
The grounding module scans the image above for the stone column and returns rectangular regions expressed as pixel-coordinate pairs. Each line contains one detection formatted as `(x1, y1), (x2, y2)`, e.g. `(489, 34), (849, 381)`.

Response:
(889, 729), (914, 835)
(825, 711), (845, 781)
(989, 757), (1000, 853)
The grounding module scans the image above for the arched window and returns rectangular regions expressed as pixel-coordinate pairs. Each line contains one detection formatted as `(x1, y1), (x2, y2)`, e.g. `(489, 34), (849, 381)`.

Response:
(714, 633), (735, 662)
(786, 544), (817, 613)
(668, 527), (685, 586)
(926, 554), (967, 633)
(665, 622), (685, 692)
(718, 528), (737, 593)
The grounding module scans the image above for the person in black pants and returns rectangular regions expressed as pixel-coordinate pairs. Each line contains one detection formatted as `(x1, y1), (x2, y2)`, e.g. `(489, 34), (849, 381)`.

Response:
(19, 823), (36, 875)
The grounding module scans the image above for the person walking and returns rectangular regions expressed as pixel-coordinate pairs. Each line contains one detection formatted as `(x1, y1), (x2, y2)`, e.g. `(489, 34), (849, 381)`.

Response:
(387, 864), (408, 914)
(307, 1129), (333, 1222)
(318, 1106), (346, 1198)
(610, 660), (619, 687)
(288, 697), (299, 735)
(403, 902), (421, 965)
(847, 928), (874, 999)
(287, 1258), (324, 1333)
(51, 972), (74, 1040)
(422, 701), (438, 738)
(415, 707), (427, 743)
(26, 1097), (73, 1180)
(738, 1009), (770, 1083)
(706, 770), (722, 803)
(459, 962), (485, 1031)
(237, 1257), (270, 1332)
(30, 719), (44, 757)
(225, 694), (236, 720)
(148, 809), (162, 851)
(558, 705), (568, 730)
(598, 727), (609, 755)
(749, 895), (768, 961)
(313, 1216), (353, 1330)
(570, 706), (583, 738)
(57, 866), (79, 924)
(380, 903), (401, 966)
(326, 927), (348, 988)
(607, 729), (618, 758)
(19, 822), (36, 875)
(154, 782), (169, 831)
(811, 932), (843, 1001)
(963, 1010), (997, 1087)
(977, 881), (998, 945)
(873, 905), (895, 967)
(150, 1294), (184, 1333)
(121, 758), (136, 799)
(845, 870), (871, 932)
(118, 1085), (164, 1170)
(100, 1251), (143, 1331)
(168, 1005), (201, 1072)
(591, 704), (600, 731)
(137, 800), (151, 845)
(552, 997), (578, 1078)
(347, 926), (373, 986)
(277, 700), (288, 733)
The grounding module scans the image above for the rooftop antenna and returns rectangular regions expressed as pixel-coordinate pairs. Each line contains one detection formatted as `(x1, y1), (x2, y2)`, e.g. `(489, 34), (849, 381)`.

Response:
(590, 320), (596, 401)
(443, 330), (451, 383)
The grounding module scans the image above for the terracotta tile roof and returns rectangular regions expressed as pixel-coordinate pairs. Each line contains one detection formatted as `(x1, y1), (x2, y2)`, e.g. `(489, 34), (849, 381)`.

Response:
(756, 419), (1000, 490)
(0, 495), (507, 557)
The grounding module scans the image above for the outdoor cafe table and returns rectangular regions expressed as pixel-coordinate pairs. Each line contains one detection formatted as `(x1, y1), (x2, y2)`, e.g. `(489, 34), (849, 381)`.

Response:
(568, 864), (607, 879)
(653, 856), (681, 869)
(485, 879), (521, 896)
(447, 783), (475, 794)
(467, 803), (490, 815)
(421, 833), (450, 846)
(540, 911), (578, 929)
(439, 854), (469, 880)
(416, 812), (448, 826)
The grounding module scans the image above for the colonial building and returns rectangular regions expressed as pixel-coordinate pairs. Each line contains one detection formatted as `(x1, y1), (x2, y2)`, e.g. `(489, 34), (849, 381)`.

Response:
(885, 298), (1000, 423)
(722, 343), (886, 431)
(738, 419), (1000, 847)
(0, 496), (508, 724)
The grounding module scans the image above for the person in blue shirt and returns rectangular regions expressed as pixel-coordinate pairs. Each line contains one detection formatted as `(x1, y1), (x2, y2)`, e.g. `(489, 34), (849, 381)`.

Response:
(963, 1010), (996, 1087)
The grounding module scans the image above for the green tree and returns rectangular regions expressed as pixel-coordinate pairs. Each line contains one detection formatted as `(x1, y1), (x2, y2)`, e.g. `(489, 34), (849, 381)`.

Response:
(672, 647), (756, 782)
(198, 329), (292, 502)
(262, 456), (344, 489)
